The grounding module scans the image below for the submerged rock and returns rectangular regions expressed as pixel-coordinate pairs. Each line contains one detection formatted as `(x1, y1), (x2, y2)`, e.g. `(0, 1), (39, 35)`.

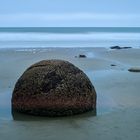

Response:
(12, 60), (96, 117)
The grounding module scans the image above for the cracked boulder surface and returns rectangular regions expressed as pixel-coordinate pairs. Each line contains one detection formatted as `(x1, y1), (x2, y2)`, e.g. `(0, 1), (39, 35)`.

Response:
(12, 60), (96, 117)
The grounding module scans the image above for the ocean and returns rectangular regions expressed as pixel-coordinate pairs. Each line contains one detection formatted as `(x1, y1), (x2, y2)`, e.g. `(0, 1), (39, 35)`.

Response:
(0, 27), (140, 49)
(1, 27), (140, 140)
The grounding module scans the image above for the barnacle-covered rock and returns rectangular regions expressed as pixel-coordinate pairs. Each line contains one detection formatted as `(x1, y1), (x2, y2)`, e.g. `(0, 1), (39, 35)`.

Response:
(12, 60), (96, 116)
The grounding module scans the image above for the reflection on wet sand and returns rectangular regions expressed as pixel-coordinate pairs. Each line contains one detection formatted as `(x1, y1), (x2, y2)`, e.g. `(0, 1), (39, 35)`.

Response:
(12, 108), (96, 121)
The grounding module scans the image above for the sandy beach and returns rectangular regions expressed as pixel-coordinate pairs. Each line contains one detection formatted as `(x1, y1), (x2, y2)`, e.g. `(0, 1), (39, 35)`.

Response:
(0, 47), (140, 140)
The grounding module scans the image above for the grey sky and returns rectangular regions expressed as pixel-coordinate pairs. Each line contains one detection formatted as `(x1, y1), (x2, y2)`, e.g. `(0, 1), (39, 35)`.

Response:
(0, 0), (140, 27)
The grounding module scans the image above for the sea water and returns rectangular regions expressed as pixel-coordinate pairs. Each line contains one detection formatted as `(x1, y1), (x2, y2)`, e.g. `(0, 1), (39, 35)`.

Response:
(0, 27), (140, 49)
(0, 28), (140, 140)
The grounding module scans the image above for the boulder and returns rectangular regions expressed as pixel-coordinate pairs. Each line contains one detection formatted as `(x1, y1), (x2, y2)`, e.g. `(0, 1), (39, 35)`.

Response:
(12, 60), (96, 116)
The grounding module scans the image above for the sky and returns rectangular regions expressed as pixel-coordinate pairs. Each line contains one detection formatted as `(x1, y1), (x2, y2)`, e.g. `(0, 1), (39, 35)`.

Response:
(0, 0), (140, 27)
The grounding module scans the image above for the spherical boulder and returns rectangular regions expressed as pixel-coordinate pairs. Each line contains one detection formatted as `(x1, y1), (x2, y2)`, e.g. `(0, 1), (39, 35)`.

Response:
(12, 60), (96, 116)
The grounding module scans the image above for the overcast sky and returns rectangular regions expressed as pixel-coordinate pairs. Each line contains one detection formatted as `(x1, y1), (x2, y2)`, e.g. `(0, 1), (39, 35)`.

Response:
(0, 0), (140, 27)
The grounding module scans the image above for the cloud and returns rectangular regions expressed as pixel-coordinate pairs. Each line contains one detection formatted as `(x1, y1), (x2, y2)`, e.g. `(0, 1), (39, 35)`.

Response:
(0, 13), (139, 26)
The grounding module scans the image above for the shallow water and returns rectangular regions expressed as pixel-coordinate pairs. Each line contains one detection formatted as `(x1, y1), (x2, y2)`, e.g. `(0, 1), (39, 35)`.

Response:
(0, 71), (113, 121)
(1, 27), (140, 48)
(0, 70), (140, 140)
(0, 48), (140, 140)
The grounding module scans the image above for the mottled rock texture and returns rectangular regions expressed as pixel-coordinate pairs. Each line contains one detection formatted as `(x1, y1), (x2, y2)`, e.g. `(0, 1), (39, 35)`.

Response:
(12, 60), (96, 116)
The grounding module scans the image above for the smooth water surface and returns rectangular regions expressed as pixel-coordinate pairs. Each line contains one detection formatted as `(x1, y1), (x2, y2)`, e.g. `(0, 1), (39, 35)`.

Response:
(0, 27), (140, 48)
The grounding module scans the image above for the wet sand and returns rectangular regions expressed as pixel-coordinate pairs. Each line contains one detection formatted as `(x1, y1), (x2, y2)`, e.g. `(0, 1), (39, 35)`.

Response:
(0, 47), (140, 140)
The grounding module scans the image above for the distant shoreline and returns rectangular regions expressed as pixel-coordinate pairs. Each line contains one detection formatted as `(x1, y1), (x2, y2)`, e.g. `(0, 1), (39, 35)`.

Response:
(0, 27), (140, 33)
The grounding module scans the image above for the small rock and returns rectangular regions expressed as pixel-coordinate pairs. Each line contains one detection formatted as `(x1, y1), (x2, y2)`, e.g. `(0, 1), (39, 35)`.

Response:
(79, 54), (86, 58)
(122, 47), (132, 49)
(110, 46), (121, 49)
(128, 67), (140, 72)
(110, 46), (132, 50)
(111, 64), (116, 67)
